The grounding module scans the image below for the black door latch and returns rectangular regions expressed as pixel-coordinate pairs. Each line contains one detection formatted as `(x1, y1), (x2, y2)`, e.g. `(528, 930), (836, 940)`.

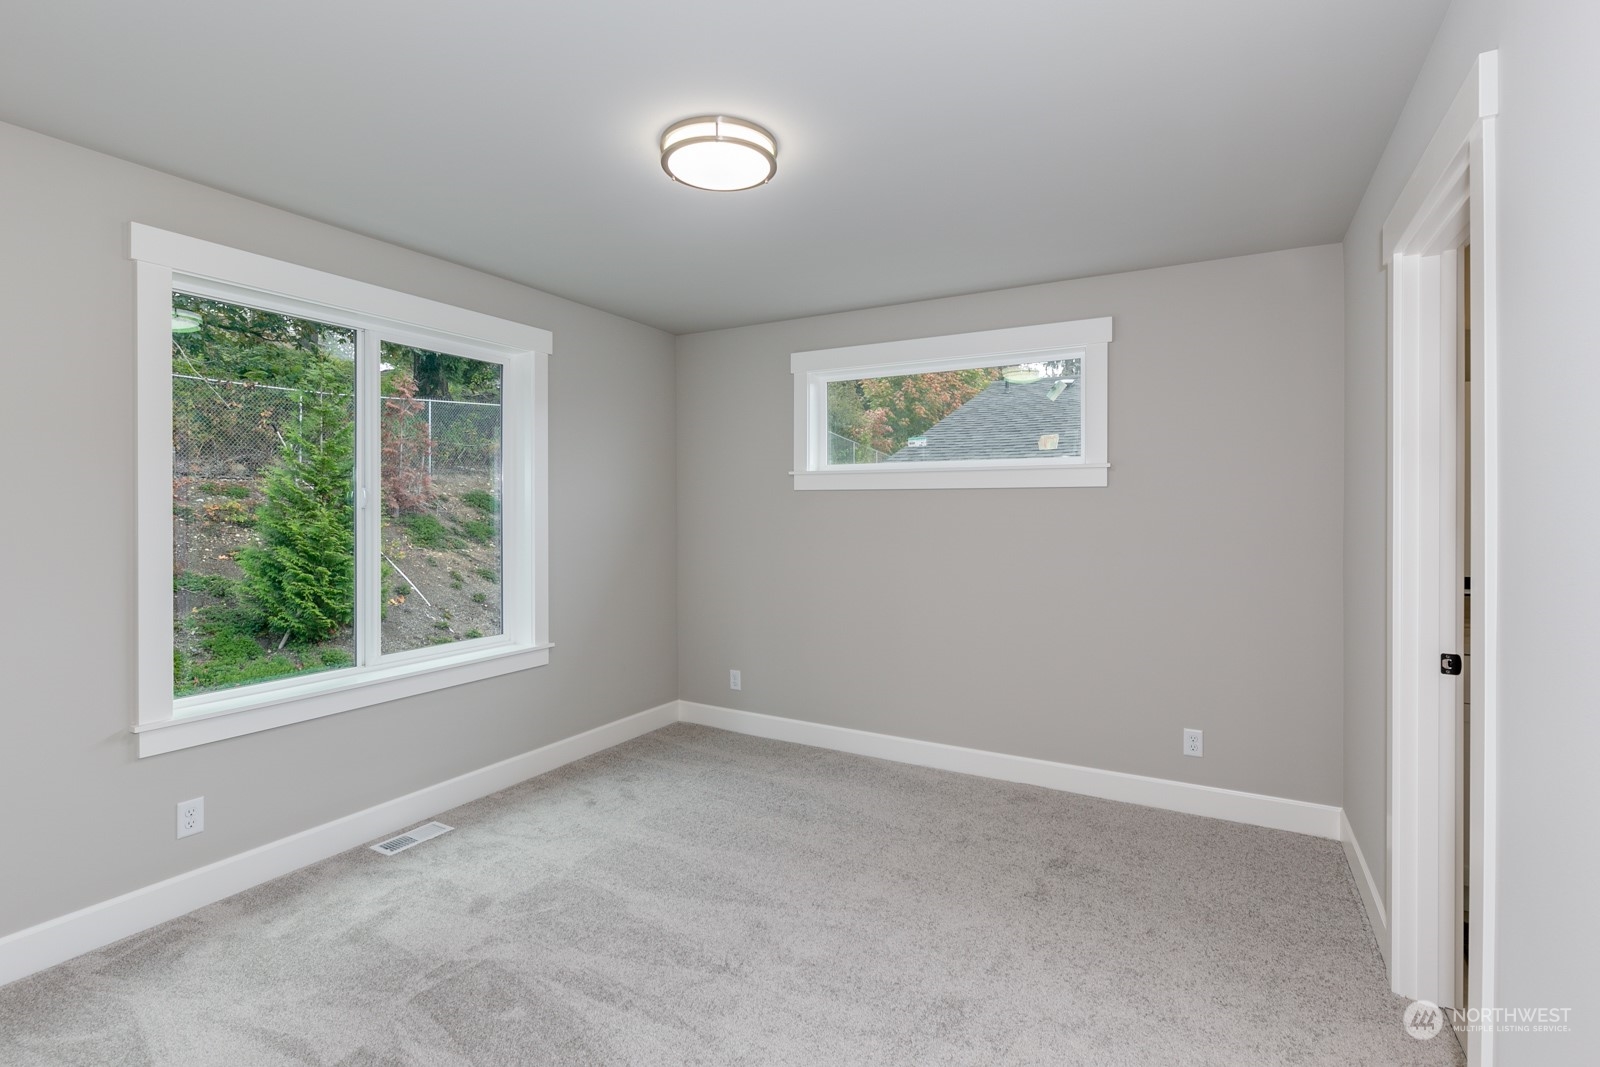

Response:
(1441, 653), (1463, 676)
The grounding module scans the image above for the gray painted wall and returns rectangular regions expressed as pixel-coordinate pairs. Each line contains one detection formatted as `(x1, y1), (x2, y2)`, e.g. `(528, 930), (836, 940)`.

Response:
(1344, 1), (1600, 1061)
(677, 246), (1345, 806)
(0, 121), (678, 938)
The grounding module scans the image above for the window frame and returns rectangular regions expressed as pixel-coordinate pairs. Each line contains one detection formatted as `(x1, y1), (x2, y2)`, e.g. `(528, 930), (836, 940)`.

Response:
(132, 224), (552, 757)
(789, 317), (1113, 490)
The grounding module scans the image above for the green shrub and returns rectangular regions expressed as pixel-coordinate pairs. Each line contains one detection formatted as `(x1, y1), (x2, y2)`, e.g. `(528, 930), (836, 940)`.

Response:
(196, 597), (266, 640)
(175, 571), (240, 599)
(403, 513), (449, 547)
(201, 629), (263, 664)
(477, 567), (498, 583)
(459, 517), (495, 544)
(175, 601), (353, 695)
(471, 591), (488, 604)
(238, 363), (355, 644)
(464, 629), (483, 640)
(462, 489), (497, 514)
(181, 654), (308, 694)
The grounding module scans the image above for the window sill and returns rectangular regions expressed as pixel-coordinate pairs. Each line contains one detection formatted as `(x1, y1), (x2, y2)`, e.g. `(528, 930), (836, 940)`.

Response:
(134, 643), (552, 757)
(791, 463), (1110, 491)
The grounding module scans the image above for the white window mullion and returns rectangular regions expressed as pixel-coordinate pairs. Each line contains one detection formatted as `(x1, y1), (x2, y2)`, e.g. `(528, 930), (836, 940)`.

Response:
(354, 328), (382, 667)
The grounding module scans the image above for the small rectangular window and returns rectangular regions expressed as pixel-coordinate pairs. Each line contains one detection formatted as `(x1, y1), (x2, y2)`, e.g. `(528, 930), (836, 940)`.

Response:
(791, 318), (1111, 490)
(134, 225), (551, 756)
(825, 357), (1081, 465)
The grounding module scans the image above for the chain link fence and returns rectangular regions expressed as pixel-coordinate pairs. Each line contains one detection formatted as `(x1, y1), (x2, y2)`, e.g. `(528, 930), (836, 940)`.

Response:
(422, 393), (502, 474)
(828, 430), (891, 464)
(172, 374), (500, 479)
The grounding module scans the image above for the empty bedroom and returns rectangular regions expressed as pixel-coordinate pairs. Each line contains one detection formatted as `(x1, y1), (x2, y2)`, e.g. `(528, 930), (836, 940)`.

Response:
(0, 1), (1594, 1065)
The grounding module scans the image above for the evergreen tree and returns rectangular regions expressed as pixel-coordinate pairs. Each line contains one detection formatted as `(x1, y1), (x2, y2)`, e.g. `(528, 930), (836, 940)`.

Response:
(238, 362), (355, 644)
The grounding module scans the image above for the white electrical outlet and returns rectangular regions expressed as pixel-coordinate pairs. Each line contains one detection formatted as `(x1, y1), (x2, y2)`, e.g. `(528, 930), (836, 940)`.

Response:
(729, 669), (742, 691)
(1182, 729), (1204, 758)
(176, 797), (205, 838)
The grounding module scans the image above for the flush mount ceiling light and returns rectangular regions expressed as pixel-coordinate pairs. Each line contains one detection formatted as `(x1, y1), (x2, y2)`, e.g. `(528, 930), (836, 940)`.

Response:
(660, 115), (777, 192)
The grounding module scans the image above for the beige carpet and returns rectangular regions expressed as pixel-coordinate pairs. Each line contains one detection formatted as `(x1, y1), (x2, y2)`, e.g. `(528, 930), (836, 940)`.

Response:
(0, 724), (1464, 1066)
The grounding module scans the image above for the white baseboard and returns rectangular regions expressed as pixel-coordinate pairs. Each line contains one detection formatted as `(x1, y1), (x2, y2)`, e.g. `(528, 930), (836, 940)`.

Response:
(678, 702), (1341, 839)
(1340, 809), (1390, 962)
(0, 701), (678, 989)
(3, 698), (1352, 990)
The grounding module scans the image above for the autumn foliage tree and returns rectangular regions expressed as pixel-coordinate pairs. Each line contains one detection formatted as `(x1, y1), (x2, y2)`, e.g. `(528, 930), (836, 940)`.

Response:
(829, 367), (1000, 456)
(381, 373), (434, 515)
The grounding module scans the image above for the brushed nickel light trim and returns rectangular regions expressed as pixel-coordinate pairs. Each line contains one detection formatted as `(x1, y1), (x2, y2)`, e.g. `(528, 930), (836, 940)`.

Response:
(660, 115), (777, 191)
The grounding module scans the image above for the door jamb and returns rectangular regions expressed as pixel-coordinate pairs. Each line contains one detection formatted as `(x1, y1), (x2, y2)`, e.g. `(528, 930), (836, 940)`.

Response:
(1383, 50), (1499, 1067)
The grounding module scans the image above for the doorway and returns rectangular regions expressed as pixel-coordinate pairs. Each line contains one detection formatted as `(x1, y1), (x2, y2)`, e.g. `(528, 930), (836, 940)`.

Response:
(1383, 49), (1499, 1067)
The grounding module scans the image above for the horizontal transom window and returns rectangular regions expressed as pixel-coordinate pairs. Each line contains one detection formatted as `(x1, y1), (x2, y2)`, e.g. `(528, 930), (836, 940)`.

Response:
(791, 317), (1112, 490)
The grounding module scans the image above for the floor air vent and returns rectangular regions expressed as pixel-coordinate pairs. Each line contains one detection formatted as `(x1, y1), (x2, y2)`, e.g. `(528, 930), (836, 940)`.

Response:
(370, 821), (453, 855)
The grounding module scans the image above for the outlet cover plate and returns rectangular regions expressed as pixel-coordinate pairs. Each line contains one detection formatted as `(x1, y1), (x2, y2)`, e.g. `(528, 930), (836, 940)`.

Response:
(177, 797), (205, 838)
(729, 669), (742, 691)
(1182, 729), (1203, 757)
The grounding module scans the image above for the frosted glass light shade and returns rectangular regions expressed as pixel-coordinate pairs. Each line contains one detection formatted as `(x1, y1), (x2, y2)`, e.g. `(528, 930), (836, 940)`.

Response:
(661, 115), (777, 191)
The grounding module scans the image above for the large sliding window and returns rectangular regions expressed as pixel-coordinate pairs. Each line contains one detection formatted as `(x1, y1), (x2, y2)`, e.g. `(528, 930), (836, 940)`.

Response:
(135, 225), (550, 756)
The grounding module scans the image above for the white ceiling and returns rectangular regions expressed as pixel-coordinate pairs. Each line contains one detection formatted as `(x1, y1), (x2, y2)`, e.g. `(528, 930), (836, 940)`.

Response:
(0, 0), (1447, 334)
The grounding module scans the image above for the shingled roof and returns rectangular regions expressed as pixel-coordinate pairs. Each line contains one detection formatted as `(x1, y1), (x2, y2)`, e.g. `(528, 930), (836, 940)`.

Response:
(885, 377), (1081, 462)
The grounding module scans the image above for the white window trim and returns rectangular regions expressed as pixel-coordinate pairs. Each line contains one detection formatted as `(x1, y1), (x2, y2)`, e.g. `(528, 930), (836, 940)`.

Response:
(790, 317), (1113, 490)
(131, 224), (552, 757)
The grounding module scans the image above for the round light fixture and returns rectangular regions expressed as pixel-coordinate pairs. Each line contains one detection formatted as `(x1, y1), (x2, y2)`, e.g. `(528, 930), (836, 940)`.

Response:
(661, 115), (776, 191)
(171, 309), (203, 334)
(1001, 365), (1045, 384)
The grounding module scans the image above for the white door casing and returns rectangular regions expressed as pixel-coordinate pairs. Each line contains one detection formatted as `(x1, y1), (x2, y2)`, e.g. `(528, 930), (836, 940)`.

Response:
(1382, 50), (1499, 1067)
